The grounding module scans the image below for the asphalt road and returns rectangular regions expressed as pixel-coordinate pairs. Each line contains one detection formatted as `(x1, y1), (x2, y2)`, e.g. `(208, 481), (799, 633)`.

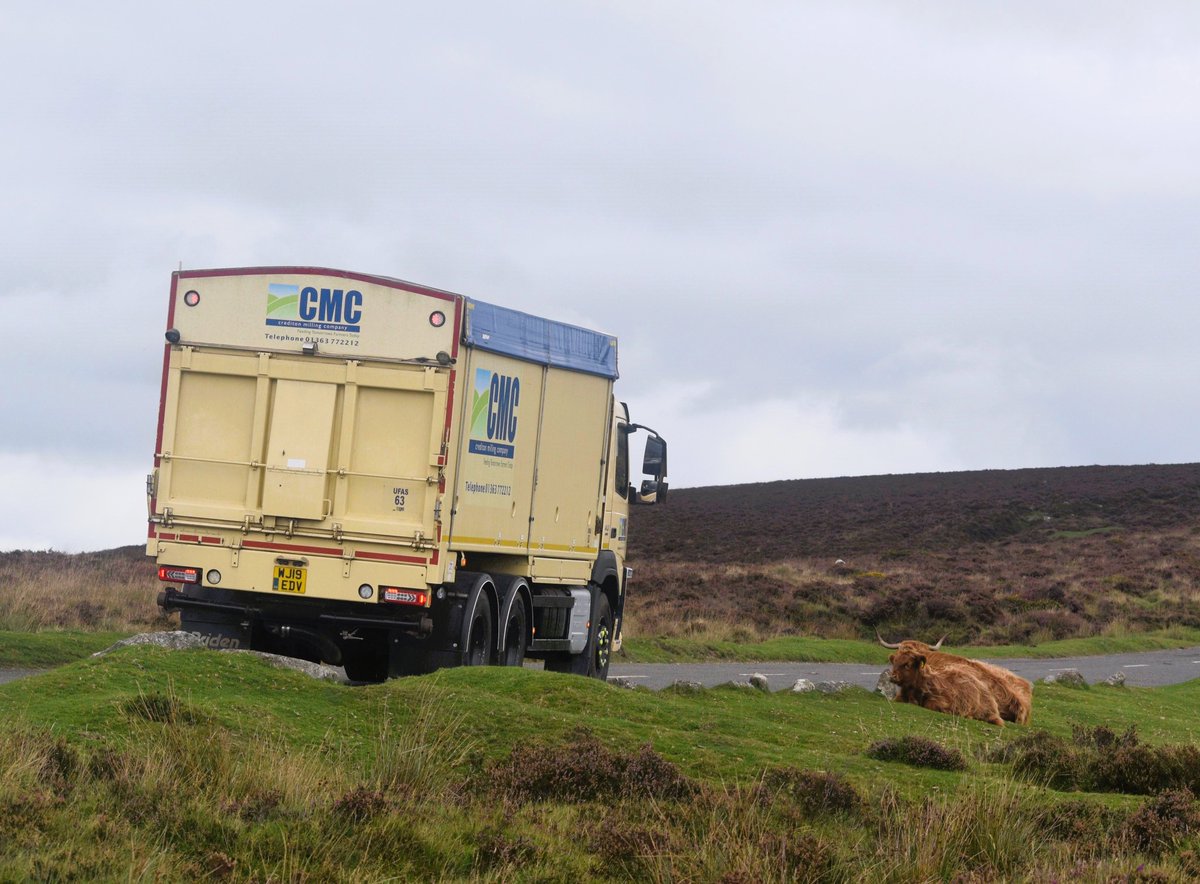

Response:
(608, 645), (1200, 691)
(3, 646), (1199, 690)
(0, 669), (44, 686)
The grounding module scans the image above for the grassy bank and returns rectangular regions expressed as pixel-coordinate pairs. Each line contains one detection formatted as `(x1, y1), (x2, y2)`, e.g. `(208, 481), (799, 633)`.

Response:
(3, 647), (1200, 880)
(0, 629), (132, 667)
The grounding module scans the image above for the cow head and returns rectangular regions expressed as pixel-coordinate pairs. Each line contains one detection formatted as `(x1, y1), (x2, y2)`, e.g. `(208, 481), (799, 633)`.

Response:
(888, 646), (927, 687)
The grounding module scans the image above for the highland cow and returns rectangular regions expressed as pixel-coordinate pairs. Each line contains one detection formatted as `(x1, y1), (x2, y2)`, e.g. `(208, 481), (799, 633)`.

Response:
(878, 634), (1032, 727)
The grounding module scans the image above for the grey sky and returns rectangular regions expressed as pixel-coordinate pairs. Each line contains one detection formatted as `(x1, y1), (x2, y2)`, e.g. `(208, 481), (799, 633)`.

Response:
(2, 2), (1199, 550)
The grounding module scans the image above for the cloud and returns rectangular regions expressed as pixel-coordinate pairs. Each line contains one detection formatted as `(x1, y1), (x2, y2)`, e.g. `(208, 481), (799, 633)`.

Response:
(0, 453), (146, 552)
(625, 382), (963, 488)
(3, 1), (1200, 551)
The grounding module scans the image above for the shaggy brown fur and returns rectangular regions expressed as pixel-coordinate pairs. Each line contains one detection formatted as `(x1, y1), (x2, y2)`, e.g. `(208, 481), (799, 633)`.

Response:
(887, 643), (1005, 726)
(883, 638), (1032, 726)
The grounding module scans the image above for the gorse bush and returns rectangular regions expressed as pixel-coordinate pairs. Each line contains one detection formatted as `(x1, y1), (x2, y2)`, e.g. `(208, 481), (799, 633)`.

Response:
(332, 786), (387, 822)
(481, 726), (695, 804)
(866, 736), (969, 771)
(993, 727), (1200, 796)
(1122, 789), (1200, 855)
(1037, 799), (1127, 853)
(755, 767), (865, 817)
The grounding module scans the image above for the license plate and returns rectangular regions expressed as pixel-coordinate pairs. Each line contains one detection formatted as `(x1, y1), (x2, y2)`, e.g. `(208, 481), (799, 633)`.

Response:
(272, 565), (307, 594)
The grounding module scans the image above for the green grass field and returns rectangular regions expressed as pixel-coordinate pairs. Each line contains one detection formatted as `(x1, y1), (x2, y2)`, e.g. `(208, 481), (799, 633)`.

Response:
(3, 646), (1200, 880)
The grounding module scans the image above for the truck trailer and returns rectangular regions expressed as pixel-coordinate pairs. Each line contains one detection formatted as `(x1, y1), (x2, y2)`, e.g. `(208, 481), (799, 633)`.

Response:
(147, 267), (667, 681)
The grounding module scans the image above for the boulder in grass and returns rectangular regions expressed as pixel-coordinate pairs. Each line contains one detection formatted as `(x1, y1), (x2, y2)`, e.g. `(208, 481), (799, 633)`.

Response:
(875, 670), (899, 700)
(93, 631), (345, 682)
(1042, 669), (1087, 688)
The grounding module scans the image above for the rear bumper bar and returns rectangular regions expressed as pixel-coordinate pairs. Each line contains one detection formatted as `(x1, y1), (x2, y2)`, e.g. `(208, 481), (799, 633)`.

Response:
(157, 586), (430, 632)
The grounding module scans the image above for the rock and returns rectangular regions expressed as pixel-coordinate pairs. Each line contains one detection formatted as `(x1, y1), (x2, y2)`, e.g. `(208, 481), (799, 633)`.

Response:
(1043, 669), (1088, 688)
(226, 649), (344, 682)
(791, 678), (817, 693)
(665, 680), (705, 695)
(1101, 672), (1127, 687)
(875, 669), (899, 700)
(748, 673), (770, 692)
(815, 681), (852, 694)
(607, 676), (639, 689)
(723, 680), (756, 691)
(93, 631), (210, 655)
(92, 631), (345, 682)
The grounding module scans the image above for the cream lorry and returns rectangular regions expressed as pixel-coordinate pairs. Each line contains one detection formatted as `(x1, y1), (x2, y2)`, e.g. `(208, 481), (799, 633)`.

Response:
(147, 267), (667, 681)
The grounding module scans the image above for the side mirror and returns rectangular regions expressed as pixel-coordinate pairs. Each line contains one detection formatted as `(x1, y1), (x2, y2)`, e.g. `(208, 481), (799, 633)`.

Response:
(642, 435), (666, 478)
(634, 435), (668, 505)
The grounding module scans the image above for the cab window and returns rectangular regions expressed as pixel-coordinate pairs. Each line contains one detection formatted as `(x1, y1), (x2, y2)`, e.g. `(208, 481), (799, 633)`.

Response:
(615, 424), (629, 499)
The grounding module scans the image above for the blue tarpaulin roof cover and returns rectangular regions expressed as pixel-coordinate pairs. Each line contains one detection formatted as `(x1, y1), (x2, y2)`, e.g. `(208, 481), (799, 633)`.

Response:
(463, 299), (618, 379)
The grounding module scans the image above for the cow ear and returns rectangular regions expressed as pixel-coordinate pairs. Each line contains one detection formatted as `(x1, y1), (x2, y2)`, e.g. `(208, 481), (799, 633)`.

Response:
(914, 654), (926, 669)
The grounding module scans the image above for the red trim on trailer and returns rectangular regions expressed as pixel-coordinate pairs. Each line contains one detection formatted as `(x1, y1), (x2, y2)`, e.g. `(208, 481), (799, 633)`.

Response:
(450, 293), (462, 358)
(243, 540), (344, 556)
(356, 550), (431, 565)
(154, 534), (429, 565)
(242, 540), (428, 566)
(153, 275), (178, 469)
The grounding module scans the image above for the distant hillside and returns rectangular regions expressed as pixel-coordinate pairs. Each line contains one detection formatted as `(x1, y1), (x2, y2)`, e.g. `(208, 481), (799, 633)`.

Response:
(629, 463), (1200, 563)
(626, 464), (1200, 645)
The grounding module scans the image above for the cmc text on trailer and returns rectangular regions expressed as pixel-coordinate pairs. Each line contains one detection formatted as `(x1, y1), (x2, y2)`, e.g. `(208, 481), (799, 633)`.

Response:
(148, 267), (667, 681)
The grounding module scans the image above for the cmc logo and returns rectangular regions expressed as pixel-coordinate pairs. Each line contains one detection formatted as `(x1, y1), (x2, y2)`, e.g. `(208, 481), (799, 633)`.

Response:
(469, 368), (520, 458)
(266, 282), (364, 333)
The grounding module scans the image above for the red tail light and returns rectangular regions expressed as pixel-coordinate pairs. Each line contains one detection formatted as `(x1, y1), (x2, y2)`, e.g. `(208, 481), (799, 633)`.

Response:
(382, 587), (428, 606)
(158, 565), (200, 584)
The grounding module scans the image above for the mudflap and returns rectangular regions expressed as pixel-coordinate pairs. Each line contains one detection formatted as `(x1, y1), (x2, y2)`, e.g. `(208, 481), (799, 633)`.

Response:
(383, 583), (471, 676)
(177, 608), (253, 651)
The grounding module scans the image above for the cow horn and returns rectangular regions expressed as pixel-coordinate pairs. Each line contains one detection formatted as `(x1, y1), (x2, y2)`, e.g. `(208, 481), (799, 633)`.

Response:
(875, 629), (901, 650)
(931, 635), (946, 650)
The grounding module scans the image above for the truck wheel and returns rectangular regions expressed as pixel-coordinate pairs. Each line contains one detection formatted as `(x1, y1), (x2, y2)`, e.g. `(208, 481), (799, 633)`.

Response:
(464, 598), (494, 666)
(500, 600), (527, 667)
(591, 595), (613, 680)
(342, 643), (388, 683)
(545, 594), (613, 680)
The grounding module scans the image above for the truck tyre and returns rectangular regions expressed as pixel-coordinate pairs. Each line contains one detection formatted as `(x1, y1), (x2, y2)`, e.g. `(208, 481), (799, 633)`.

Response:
(545, 594), (613, 680)
(464, 597), (494, 666)
(342, 641), (388, 683)
(591, 594), (613, 680)
(500, 599), (528, 667)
